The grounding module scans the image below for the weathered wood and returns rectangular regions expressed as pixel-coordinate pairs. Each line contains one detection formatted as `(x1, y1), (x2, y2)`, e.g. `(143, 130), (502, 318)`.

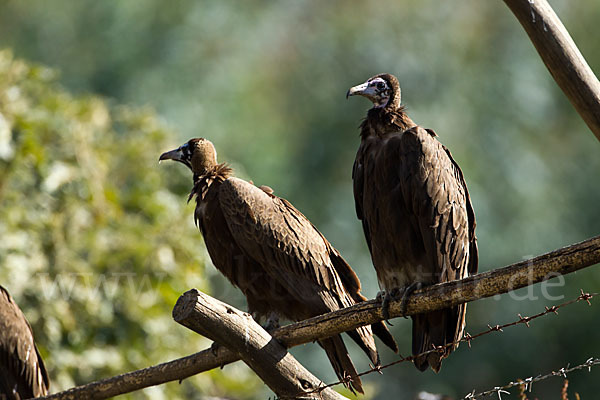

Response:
(503, 0), (600, 142)
(173, 289), (348, 400)
(40, 234), (600, 399)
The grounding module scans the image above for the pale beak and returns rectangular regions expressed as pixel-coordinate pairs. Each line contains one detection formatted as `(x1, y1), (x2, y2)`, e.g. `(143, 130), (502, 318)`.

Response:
(347, 81), (372, 99)
(159, 147), (191, 169)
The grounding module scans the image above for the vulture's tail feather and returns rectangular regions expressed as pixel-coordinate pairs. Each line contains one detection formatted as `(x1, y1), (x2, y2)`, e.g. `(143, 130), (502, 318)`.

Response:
(319, 336), (363, 394)
(412, 304), (466, 372)
(372, 320), (398, 353)
(346, 324), (379, 366)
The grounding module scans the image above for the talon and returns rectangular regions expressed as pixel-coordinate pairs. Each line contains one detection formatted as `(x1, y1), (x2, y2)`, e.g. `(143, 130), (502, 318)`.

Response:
(250, 311), (261, 322)
(210, 341), (220, 357)
(382, 295), (390, 322)
(400, 282), (423, 318)
(378, 290), (393, 325)
(389, 287), (403, 299)
(262, 312), (280, 333)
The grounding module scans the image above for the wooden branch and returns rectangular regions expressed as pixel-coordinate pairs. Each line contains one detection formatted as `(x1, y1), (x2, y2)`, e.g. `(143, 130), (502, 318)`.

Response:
(39, 234), (600, 399)
(503, 0), (600, 142)
(37, 348), (239, 400)
(173, 290), (348, 400)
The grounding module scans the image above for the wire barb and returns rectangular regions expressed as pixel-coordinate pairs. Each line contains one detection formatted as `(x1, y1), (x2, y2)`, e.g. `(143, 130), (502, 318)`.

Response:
(495, 388), (510, 400)
(464, 332), (473, 348)
(517, 314), (531, 327)
(579, 289), (593, 305)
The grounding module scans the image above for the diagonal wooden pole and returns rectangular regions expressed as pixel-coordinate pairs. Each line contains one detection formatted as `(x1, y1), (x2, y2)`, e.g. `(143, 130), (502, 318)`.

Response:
(172, 289), (348, 400)
(173, 289), (347, 400)
(503, 0), (600, 141)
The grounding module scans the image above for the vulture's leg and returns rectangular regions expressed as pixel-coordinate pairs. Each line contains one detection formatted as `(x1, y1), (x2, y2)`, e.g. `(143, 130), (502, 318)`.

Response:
(376, 290), (390, 323)
(377, 289), (401, 324)
(262, 312), (280, 333)
(249, 310), (278, 332)
(209, 342), (228, 370)
(210, 341), (220, 357)
(378, 283), (423, 321)
(399, 281), (424, 319)
(250, 311), (262, 322)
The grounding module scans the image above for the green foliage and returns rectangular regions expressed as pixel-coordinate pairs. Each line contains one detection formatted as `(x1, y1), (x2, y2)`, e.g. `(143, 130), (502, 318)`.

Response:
(0, 51), (262, 399)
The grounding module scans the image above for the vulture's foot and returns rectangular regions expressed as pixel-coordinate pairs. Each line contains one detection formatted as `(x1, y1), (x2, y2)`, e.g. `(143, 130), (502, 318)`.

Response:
(250, 311), (261, 322)
(210, 341), (220, 357)
(399, 282), (424, 318)
(262, 312), (280, 333)
(376, 290), (389, 323)
(377, 290), (401, 325)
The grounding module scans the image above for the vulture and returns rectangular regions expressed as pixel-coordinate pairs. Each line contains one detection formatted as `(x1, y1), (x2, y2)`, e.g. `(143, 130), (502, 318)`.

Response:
(0, 285), (50, 399)
(347, 74), (478, 372)
(160, 138), (398, 394)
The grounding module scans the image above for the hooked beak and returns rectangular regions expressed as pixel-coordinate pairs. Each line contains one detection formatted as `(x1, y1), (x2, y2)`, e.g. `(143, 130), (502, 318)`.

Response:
(159, 147), (191, 169)
(346, 81), (371, 99)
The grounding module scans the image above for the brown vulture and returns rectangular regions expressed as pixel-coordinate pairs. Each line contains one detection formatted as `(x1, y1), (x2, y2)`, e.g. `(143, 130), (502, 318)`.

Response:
(347, 74), (478, 372)
(160, 138), (397, 393)
(0, 285), (49, 399)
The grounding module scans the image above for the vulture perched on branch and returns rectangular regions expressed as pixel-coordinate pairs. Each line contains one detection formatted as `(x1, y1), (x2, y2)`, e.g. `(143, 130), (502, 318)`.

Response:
(347, 73), (478, 372)
(0, 285), (49, 399)
(160, 138), (397, 394)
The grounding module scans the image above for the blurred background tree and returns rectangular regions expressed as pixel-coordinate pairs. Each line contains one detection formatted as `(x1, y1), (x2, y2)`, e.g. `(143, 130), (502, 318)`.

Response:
(0, 1), (599, 398)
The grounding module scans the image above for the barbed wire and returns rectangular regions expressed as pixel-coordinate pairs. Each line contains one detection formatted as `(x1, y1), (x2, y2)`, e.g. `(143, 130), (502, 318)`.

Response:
(464, 357), (599, 399)
(294, 289), (596, 398)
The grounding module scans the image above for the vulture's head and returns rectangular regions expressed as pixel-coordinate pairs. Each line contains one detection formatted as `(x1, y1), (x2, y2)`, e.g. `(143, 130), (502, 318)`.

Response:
(346, 73), (401, 109)
(159, 138), (218, 175)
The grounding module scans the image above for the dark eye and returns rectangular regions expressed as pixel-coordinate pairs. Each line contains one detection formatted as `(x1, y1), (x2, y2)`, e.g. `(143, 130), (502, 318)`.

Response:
(376, 82), (385, 90)
(181, 143), (190, 156)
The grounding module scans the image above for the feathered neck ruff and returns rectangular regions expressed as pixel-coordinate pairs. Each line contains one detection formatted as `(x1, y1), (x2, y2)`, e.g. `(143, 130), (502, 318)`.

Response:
(360, 105), (416, 139)
(188, 163), (233, 203)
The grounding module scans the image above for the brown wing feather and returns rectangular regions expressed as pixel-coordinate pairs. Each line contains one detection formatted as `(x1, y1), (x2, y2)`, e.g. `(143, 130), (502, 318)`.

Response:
(0, 286), (49, 399)
(196, 180), (288, 319)
(397, 127), (475, 284)
(352, 157), (374, 254)
(441, 143), (478, 276)
(219, 177), (357, 310)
